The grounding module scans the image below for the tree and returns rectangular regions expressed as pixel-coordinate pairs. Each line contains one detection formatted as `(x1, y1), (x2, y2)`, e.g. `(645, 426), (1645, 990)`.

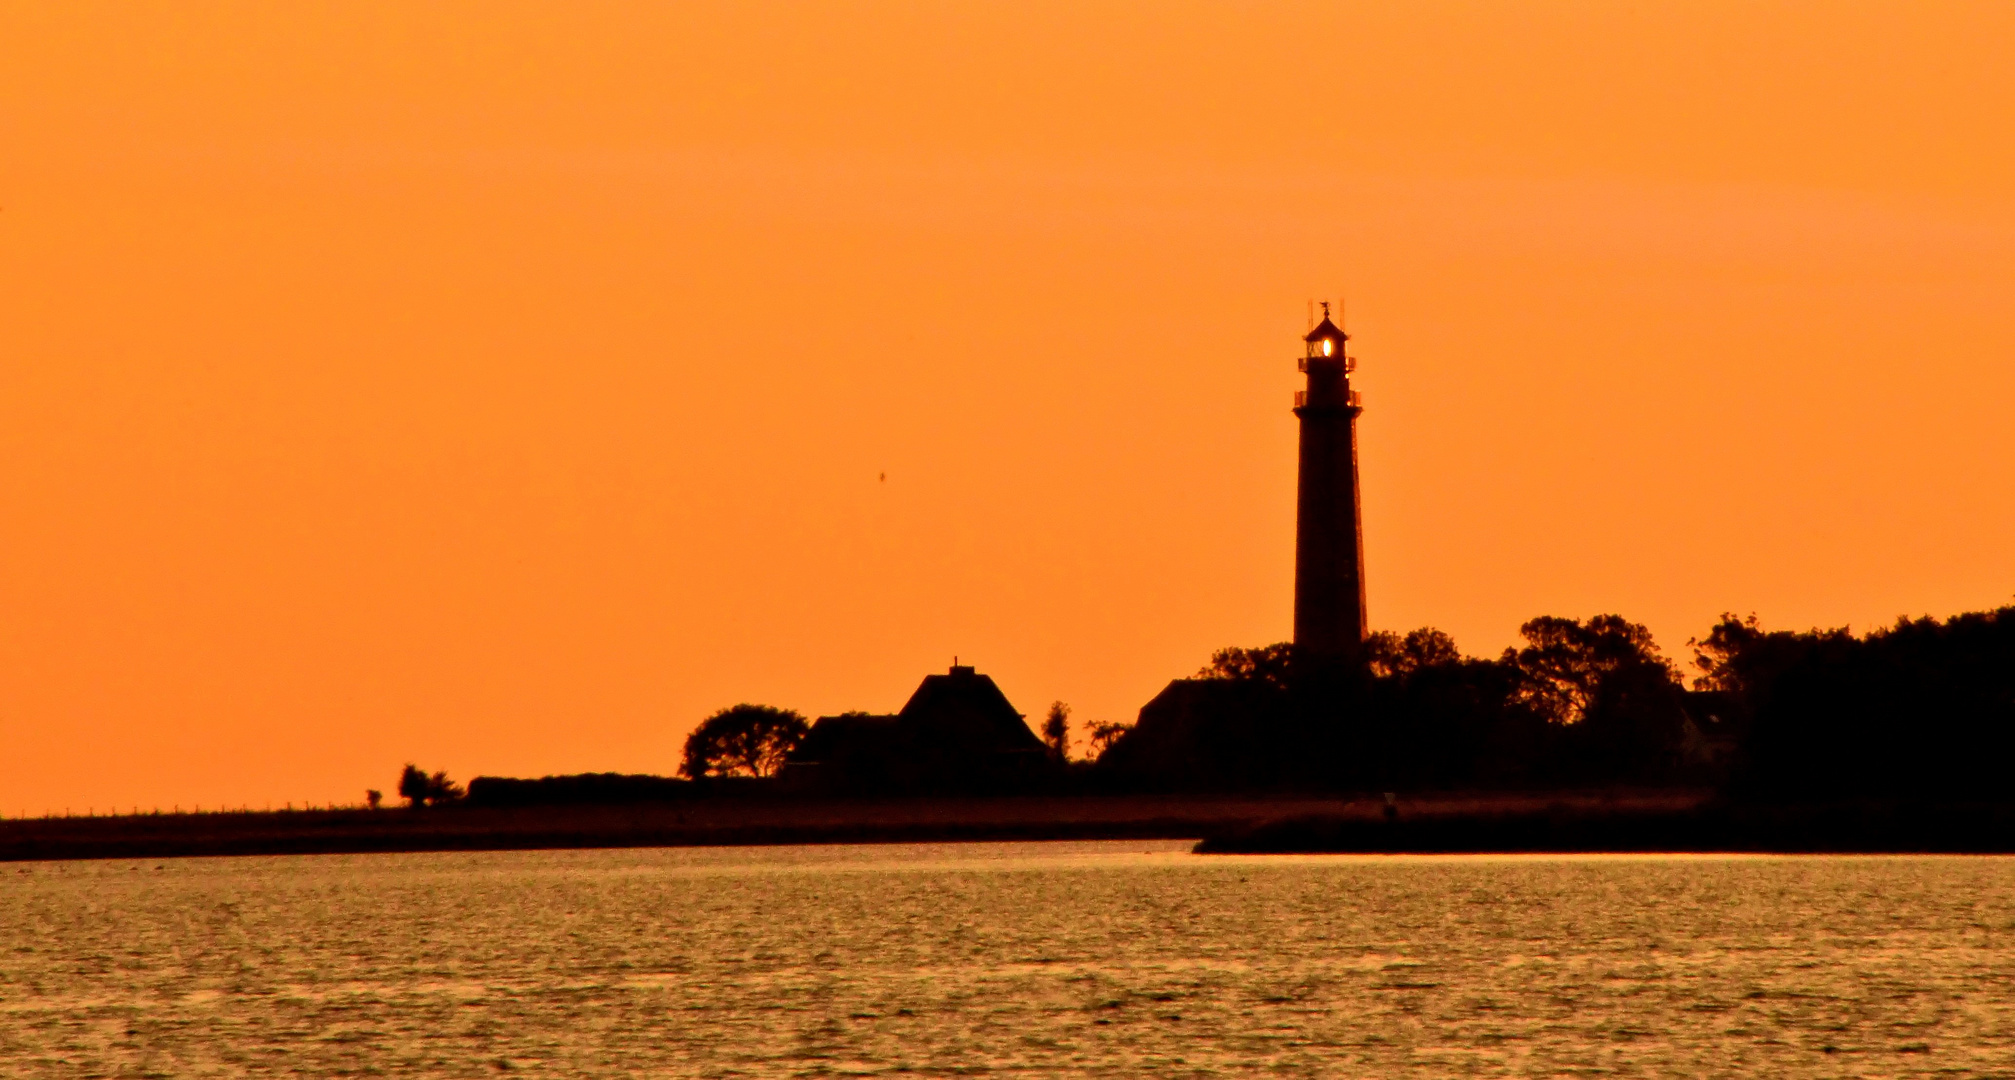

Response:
(1087, 721), (1133, 758)
(365, 789), (383, 810)
(397, 764), (428, 806)
(1504, 615), (1674, 726)
(1042, 701), (1071, 763)
(1688, 612), (1796, 697)
(1365, 627), (1463, 678)
(680, 704), (810, 779)
(1501, 614), (1688, 782)
(397, 764), (464, 807)
(1197, 643), (1295, 690)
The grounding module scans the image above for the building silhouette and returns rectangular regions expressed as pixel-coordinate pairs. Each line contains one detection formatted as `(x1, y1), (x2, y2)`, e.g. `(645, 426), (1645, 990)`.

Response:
(783, 663), (1049, 793)
(1292, 307), (1367, 663)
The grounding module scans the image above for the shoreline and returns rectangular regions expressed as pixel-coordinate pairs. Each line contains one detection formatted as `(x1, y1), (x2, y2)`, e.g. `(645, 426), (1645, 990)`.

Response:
(0, 791), (1707, 863)
(1193, 799), (2015, 855)
(12, 791), (2002, 862)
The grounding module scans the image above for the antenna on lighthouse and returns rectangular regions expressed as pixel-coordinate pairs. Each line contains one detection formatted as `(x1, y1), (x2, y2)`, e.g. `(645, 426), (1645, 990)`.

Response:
(1306, 300), (1314, 331)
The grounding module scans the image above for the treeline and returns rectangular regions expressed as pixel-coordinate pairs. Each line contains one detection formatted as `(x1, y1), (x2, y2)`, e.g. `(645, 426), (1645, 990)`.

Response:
(1096, 604), (2015, 799)
(393, 603), (2015, 807)
(1699, 607), (2015, 799)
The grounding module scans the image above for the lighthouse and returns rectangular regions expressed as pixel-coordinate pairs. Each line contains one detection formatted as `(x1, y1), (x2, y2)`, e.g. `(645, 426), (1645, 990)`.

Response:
(1292, 304), (1367, 663)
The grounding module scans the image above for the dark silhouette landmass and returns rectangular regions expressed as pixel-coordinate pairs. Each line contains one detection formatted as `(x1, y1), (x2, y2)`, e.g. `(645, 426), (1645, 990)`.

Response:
(1178, 604), (2015, 852)
(467, 772), (698, 808)
(8, 604), (2012, 861)
(0, 793), (1458, 862)
(1196, 800), (2015, 855)
(1106, 605), (2015, 801)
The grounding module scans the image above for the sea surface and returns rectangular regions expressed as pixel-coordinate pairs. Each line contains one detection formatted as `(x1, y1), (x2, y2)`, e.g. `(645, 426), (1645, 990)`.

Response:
(3, 842), (2013, 1077)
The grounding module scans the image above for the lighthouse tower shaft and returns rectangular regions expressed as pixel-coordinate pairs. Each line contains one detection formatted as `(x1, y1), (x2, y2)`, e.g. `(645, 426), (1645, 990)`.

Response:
(1292, 318), (1366, 662)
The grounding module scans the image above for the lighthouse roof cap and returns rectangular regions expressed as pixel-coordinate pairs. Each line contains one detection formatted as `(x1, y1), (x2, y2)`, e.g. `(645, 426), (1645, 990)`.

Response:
(1304, 316), (1348, 344)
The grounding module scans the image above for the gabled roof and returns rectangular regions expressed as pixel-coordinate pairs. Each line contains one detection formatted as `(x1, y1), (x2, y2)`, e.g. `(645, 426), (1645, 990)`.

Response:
(789, 712), (900, 764)
(898, 665), (1044, 754)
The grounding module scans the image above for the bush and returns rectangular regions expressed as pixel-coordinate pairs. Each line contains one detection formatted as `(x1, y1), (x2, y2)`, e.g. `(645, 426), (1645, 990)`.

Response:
(397, 764), (464, 807)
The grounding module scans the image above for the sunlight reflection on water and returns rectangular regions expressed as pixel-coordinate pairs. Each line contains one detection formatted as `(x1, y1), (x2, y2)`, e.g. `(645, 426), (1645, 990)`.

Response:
(3, 842), (2013, 1077)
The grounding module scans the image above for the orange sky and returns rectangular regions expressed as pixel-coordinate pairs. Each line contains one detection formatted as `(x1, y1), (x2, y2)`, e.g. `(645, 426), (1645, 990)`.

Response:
(3, 3), (2013, 815)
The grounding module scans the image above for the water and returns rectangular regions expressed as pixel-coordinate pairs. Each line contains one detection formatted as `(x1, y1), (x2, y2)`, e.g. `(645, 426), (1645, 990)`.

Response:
(3, 842), (2014, 1077)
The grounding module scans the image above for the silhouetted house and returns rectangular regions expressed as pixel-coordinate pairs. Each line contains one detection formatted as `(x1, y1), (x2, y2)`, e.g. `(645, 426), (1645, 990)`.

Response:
(786, 712), (905, 790)
(1095, 676), (1294, 790)
(783, 664), (1050, 793)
